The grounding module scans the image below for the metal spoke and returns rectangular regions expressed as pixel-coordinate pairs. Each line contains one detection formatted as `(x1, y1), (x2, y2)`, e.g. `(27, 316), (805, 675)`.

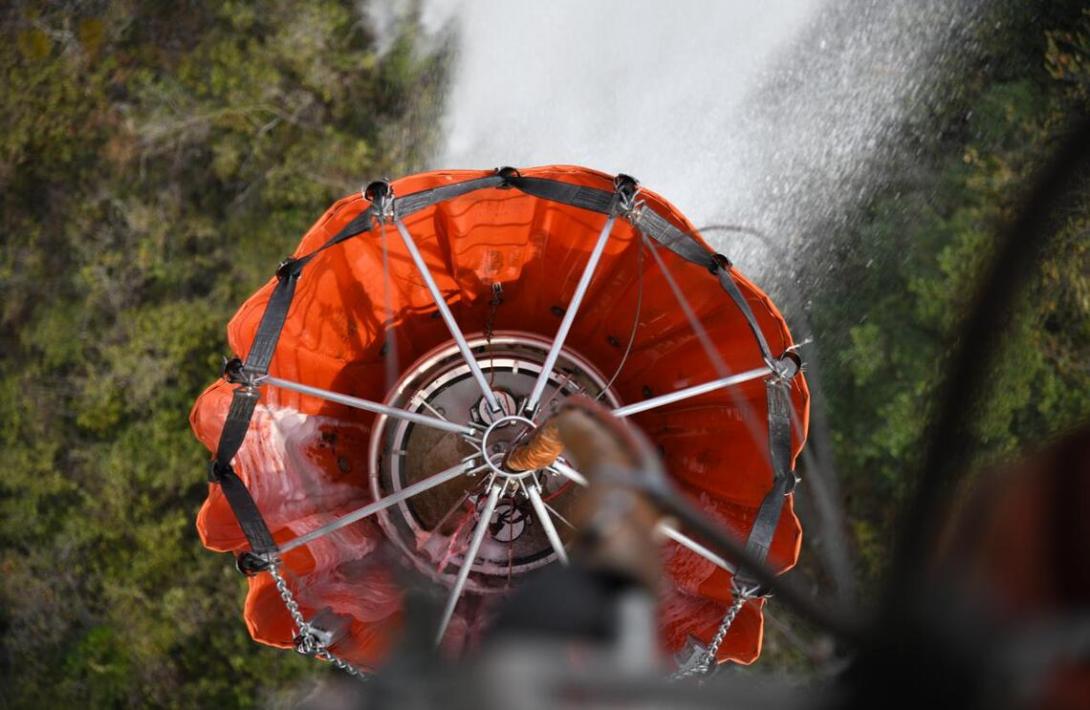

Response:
(392, 218), (499, 412)
(542, 499), (575, 530)
(545, 460), (737, 574)
(612, 366), (770, 418)
(278, 460), (486, 555)
(524, 482), (569, 565)
(529, 370), (580, 426)
(642, 234), (724, 377)
(548, 460), (588, 487)
(418, 398), (450, 422)
(525, 214), (617, 414)
(657, 520), (737, 574)
(424, 491), (473, 547)
(641, 234), (771, 466)
(436, 483), (503, 645)
(262, 375), (476, 437)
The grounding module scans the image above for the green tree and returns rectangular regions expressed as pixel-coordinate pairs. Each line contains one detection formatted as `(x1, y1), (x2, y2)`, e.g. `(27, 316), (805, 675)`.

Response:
(808, 4), (1090, 587)
(0, 1), (446, 705)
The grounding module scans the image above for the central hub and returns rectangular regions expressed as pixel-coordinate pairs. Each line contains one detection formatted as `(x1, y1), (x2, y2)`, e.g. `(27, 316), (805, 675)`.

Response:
(368, 331), (621, 595)
(480, 415), (537, 479)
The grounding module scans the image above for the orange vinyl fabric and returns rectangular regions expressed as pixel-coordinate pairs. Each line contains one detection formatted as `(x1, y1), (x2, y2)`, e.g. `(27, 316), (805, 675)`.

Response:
(190, 165), (810, 669)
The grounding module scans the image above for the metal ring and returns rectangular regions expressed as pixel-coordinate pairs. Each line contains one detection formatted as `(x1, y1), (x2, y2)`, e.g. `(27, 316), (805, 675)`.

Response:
(480, 415), (538, 479)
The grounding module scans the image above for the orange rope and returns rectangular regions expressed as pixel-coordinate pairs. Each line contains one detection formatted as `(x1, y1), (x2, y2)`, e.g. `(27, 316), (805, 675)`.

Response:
(505, 422), (564, 471)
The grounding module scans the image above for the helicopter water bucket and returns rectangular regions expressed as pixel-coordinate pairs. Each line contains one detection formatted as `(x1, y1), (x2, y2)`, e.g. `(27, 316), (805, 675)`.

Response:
(190, 165), (809, 673)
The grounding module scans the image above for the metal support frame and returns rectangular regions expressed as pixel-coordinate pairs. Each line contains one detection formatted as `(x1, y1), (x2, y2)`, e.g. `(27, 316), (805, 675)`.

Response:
(525, 481), (569, 565)
(525, 214), (618, 414)
(278, 460), (486, 555)
(657, 521), (736, 574)
(393, 217), (501, 413)
(204, 169), (812, 677)
(548, 460), (589, 487)
(547, 459), (739, 576)
(262, 375), (477, 437)
(436, 483), (504, 644)
(612, 366), (771, 418)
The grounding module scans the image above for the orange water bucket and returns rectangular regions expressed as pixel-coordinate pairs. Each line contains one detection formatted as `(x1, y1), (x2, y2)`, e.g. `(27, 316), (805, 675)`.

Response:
(190, 165), (809, 672)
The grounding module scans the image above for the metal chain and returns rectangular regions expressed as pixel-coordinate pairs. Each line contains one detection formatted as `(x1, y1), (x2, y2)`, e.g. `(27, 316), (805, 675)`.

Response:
(267, 563), (368, 679)
(670, 592), (750, 681)
(484, 282), (503, 343)
(485, 282), (503, 387)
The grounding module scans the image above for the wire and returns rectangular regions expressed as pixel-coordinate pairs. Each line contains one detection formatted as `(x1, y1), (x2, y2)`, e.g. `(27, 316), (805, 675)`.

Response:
(596, 239), (645, 400)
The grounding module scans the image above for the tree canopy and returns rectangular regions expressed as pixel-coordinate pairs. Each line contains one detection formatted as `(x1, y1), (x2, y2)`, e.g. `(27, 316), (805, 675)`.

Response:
(1, 2), (446, 705)
(1, 1), (1089, 706)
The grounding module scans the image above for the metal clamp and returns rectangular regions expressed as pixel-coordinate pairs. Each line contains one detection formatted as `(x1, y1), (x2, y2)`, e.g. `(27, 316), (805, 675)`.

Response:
(495, 165), (521, 188)
(613, 173), (642, 218)
(222, 356), (264, 387)
(268, 563), (367, 678)
(206, 459), (230, 483)
(731, 577), (764, 601)
(768, 351), (802, 382)
(364, 180), (396, 224)
(235, 550), (272, 576)
(275, 256), (302, 281)
(708, 252), (732, 274)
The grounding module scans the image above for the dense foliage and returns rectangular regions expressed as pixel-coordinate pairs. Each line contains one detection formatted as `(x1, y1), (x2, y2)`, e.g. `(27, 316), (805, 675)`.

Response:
(809, 3), (1090, 586)
(0, 2), (445, 705)
(1, 1), (1088, 706)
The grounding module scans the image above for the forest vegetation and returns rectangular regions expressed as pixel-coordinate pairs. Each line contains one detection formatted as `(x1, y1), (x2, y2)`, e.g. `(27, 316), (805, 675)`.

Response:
(1, 1), (1089, 706)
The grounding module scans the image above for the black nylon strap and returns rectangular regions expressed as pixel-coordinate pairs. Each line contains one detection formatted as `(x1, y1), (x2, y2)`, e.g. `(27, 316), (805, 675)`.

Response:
(506, 176), (616, 214)
(213, 386), (261, 465)
(297, 207), (376, 262)
(292, 176), (507, 265)
(208, 264), (305, 555)
(630, 207), (716, 267)
(505, 175), (716, 269)
(734, 377), (796, 592)
(714, 262), (774, 365)
(209, 388), (277, 555)
(707, 254), (796, 593)
(243, 261), (303, 376)
(217, 465), (277, 553)
(297, 172), (717, 277)
(396, 175), (506, 218)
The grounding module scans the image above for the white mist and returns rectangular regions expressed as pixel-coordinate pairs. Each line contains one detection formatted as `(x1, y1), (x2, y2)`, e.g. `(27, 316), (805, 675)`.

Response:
(418, 0), (979, 276)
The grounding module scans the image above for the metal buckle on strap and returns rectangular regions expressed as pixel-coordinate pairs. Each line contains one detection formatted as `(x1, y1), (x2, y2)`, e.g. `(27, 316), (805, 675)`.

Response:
(207, 459), (231, 483)
(731, 578), (763, 600)
(364, 180), (396, 223)
(235, 551), (272, 576)
(768, 352), (802, 381)
(709, 252), (732, 274)
(613, 173), (641, 217)
(783, 470), (801, 495)
(495, 165), (521, 188)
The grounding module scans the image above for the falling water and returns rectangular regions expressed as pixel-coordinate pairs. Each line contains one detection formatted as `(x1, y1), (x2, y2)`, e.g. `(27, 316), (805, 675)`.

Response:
(407, 0), (981, 283)
(400, 0), (983, 606)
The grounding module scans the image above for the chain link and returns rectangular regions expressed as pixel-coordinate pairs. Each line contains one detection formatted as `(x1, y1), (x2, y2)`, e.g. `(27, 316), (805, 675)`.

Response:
(484, 282), (503, 387)
(267, 563), (368, 679)
(270, 556), (751, 683)
(670, 592), (750, 681)
(484, 282), (503, 343)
